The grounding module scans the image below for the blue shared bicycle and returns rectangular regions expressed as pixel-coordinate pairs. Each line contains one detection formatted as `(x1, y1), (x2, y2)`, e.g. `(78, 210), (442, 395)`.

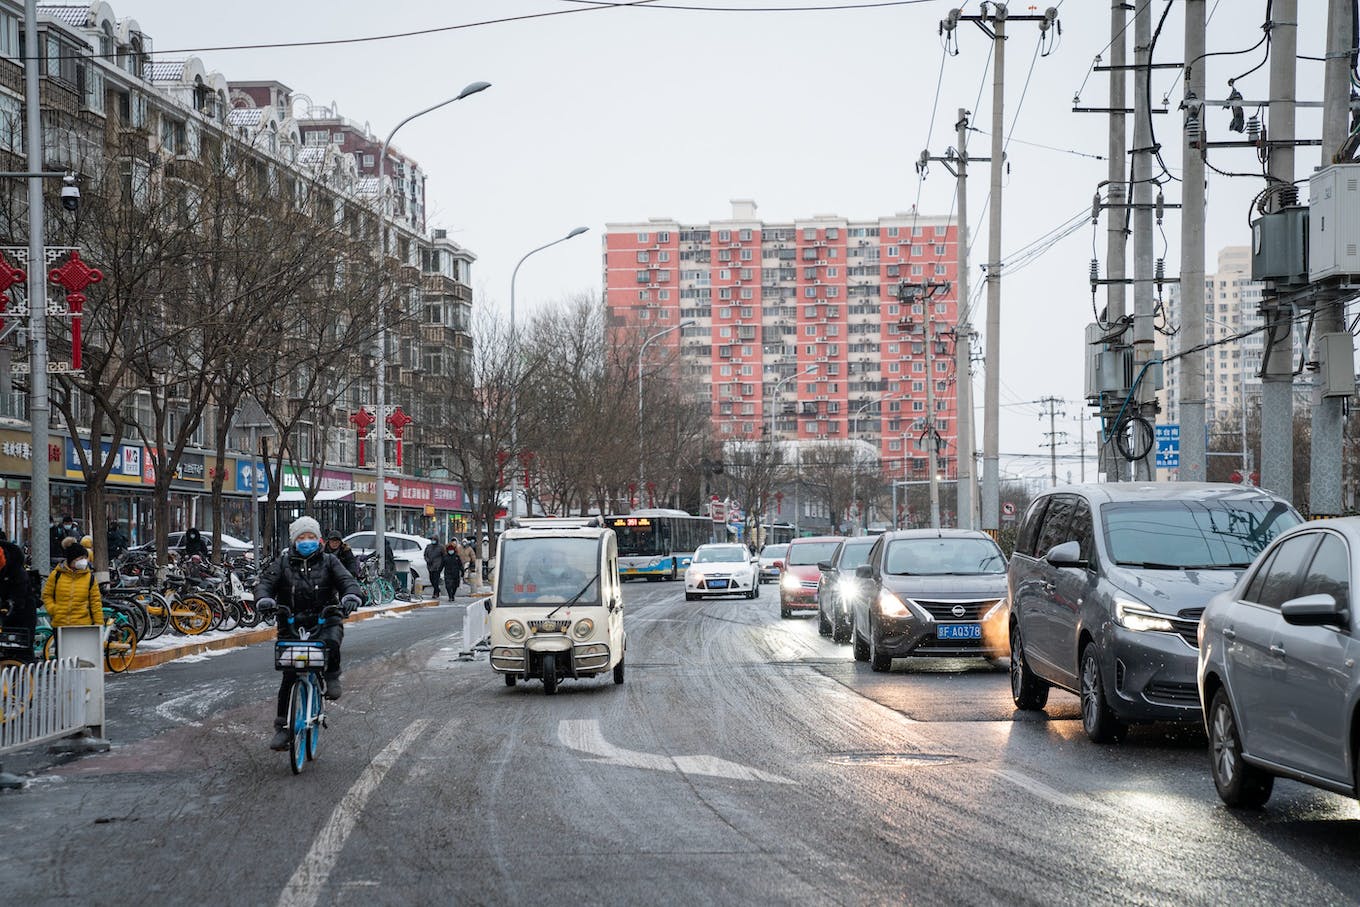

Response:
(274, 615), (331, 775)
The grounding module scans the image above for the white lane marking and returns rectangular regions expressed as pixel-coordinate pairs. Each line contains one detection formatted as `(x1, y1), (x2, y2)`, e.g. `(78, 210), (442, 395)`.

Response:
(277, 719), (431, 907)
(992, 767), (1090, 811)
(558, 719), (793, 784)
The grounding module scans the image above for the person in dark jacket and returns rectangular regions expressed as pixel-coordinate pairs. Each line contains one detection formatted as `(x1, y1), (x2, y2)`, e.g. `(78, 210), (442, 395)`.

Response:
(107, 519), (131, 561)
(324, 531), (359, 578)
(255, 516), (361, 751)
(423, 537), (444, 597)
(0, 529), (34, 656)
(49, 515), (79, 566)
(441, 541), (463, 600)
(181, 527), (210, 560)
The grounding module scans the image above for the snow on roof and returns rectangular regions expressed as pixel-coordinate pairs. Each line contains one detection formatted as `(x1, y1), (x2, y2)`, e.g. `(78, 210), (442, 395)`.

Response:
(38, 5), (89, 26)
(353, 176), (380, 195)
(226, 108), (264, 127)
(146, 60), (185, 82)
(296, 147), (327, 165)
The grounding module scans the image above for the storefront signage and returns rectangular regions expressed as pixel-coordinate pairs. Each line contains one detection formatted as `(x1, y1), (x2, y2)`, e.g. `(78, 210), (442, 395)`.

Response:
(431, 483), (463, 510)
(399, 480), (432, 506)
(144, 450), (205, 488)
(234, 460), (310, 494)
(66, 439), (142, 484)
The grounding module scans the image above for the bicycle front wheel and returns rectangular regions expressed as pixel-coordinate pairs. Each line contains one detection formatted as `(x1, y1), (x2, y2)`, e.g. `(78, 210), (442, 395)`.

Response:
(287, 681), (307, 775)
(104, 623), (138, 673)
(141, 592), (170, 639)
(306, 677), (322, 762)
(171, 595), (214, 636)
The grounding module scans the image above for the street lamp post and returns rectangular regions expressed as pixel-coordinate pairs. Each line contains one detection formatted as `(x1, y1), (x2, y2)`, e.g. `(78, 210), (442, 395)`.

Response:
(374, 81), (490, 580)
(849, 392), (906, 534)
(637, 319), (696, 509)
(507, 226), (590, 523)
(765, 364), (818, 532)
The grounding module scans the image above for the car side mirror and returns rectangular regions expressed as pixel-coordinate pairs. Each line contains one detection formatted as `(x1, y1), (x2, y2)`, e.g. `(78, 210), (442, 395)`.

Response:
(817, 560), (833, 571)
(482, 599), (492, 613)
(855, 564), (873, 580)
(1281, 592), (1348, 627)
(1045, 540), (1086, 568)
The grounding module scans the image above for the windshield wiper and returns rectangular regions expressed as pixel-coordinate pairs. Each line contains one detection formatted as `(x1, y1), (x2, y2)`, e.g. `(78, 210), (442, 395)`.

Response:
(545, 576), (599, 617)
(1117, 561), (1190, 570)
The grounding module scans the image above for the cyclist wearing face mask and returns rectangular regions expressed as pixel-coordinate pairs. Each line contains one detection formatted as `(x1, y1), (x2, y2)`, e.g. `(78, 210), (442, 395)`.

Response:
(43, 536), (102, 628)
(254, 516), (361, 751)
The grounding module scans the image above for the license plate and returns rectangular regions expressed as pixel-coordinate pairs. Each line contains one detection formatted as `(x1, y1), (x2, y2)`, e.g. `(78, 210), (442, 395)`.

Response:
(706, 579), (730, 589)
(937, 623), (981, 640)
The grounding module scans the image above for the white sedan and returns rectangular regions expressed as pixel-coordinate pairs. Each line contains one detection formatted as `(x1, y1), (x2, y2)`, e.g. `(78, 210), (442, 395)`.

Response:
(684, 543), (761, 601)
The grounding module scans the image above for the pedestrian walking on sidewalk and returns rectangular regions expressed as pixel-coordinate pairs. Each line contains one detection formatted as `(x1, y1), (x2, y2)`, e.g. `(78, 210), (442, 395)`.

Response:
(0, 529), (35, 650)
(42, 537), (101, 629)
(423, 537), (444, 597)
(442, 541), (463, 600)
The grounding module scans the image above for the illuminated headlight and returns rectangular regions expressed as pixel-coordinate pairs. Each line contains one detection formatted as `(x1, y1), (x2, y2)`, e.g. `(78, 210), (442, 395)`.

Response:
(781, 573), (801, 592)
(687, 569), (705, 582)
(877, 589), (911, 618)
(981, 600), (1008, 621)
(836, 577), (858, 597)
(1115, 599), (1175, 633)
(572, 618), (595, 640)
(504, 620), (526, 640)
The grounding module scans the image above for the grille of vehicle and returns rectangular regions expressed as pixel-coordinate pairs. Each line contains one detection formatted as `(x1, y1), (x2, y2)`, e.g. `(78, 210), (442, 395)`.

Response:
(912, 599), (999, 622)
(914, 635), (986, 650)
(1144, 680), (1200, 706)
(1169, 608), (1203, 648)
(529, 620), (570, 634)
(800, 580), (819, 590)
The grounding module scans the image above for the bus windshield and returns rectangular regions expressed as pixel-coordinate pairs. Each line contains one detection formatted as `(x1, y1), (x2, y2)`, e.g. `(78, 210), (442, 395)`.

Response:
(612, 521), (662, 557)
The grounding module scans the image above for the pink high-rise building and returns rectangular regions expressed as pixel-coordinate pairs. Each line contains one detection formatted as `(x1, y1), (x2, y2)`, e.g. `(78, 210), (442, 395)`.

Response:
(604, 199), (960, 483)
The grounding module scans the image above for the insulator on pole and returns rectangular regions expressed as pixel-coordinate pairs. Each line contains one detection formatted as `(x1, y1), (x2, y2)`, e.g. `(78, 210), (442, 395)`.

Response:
(1089, 258), (1100, 290)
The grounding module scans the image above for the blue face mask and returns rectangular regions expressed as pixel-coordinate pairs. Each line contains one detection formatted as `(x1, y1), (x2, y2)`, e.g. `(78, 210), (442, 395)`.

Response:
(295, 539), (320, 556)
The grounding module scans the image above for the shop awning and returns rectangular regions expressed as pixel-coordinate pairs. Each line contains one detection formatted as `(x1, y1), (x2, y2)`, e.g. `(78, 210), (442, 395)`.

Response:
(275, 489), (356, 503)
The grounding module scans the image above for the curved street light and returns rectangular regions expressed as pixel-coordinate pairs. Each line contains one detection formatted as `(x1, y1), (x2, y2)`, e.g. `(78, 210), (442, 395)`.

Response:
(760, 363), (818, 537)
(637, 319), (696, 508)
(374, 81), (490, 580)
(507, 226), (591, 522)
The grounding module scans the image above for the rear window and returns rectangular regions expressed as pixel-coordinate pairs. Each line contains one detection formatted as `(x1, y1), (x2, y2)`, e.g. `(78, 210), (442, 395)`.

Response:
(787, 541), (841, 566)
(760, 544), (788, 559)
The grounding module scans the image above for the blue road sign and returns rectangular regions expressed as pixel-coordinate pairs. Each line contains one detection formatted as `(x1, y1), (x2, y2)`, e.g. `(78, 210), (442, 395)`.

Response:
(1155, 423), (1180, 469)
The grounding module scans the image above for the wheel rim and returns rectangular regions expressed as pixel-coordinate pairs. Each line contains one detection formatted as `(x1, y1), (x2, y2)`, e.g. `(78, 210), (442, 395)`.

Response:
(1009, 626), (1024, 698)
(1080, 653), (1101, 730)
(1211, 701), (1237, 784)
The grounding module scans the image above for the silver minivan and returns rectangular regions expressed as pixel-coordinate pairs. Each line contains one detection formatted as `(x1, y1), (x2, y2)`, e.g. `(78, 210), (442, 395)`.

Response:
(1198, 517), (1360, 807)
(1007, 483), (1298, 743)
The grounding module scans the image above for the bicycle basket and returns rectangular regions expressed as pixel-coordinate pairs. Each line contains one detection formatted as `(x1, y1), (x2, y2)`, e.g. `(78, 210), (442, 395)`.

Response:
(275, 641), (329, 671)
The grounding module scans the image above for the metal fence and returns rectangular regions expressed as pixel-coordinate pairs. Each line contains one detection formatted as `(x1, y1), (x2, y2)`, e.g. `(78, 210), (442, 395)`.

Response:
(0, 658), (88, 755)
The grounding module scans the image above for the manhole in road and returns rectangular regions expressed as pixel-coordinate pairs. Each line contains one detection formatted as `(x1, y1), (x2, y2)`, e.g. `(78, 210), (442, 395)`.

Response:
(827, 752), (969, 767)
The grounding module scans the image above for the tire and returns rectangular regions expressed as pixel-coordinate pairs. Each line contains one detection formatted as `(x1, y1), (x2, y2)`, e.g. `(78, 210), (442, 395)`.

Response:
(288, 682), (306, 775)
(817, 605), (831, 637)
(1208, 689), (1273, 807)
(142, 593), (170, 640)
(103, 623), (137, 673)
(685, 592), (698, 602)
(1079, 643), (1127, 744)
(504, 673), (517, 687)
(217, 601), (241, 633)
(306, 679), (322, 762)
(171, 595), (213, 636)
(852, 612), (869, 662)
(1009, 621), (1050, 710)
(832, 609), (851, 644)
(613, 656), (625, 685)
(779, 597), (791, 619)
(750, 581), (760, 599)
(542, 654), (558, 695)
(747, 583), (758, 600)
(868, 616), (893, 673)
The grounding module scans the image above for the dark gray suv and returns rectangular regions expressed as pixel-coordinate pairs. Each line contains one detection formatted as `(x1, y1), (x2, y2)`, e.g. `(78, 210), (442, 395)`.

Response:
(1007, 483), (1299, 743)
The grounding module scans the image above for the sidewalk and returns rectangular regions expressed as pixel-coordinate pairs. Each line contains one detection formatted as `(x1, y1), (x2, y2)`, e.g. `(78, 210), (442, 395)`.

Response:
(125, 597), (445, 672)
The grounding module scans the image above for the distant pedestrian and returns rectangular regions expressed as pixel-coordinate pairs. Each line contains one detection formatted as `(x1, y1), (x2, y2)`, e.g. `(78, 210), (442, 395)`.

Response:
(441, 541), (463, 599)
(324, 531), (359, 578)
(423, 537), (444, 597)
(460, 537), (476, 586)
(181, 527), (209, 560)
(107, 519), (130, 561)
(0, 528), (34, 651)
(42, 537), (102, 628)
(49, 514), (79, 566)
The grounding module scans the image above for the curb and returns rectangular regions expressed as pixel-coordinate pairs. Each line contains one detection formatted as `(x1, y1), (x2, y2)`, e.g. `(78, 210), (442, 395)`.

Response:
(125, 598), (444, 672)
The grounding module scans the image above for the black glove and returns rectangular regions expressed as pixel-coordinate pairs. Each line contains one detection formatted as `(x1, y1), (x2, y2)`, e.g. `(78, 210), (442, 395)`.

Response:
(256, 597), (277, 615)
(339, 594), (361, 616)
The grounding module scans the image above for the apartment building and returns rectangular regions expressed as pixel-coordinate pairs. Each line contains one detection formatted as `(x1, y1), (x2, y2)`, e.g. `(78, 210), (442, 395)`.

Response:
(604, 199), (960, 482)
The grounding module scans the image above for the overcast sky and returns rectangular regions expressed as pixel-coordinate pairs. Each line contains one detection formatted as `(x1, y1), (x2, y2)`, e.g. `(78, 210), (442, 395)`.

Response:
(124, 0), (1333, 484)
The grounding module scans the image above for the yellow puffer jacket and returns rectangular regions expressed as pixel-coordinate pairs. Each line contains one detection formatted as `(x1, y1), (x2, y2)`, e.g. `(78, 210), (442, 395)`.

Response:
(43, 565), (103, 627)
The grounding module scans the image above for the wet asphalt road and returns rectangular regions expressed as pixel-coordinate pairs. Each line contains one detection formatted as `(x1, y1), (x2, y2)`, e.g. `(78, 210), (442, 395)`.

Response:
(5, 582), (1360, 906)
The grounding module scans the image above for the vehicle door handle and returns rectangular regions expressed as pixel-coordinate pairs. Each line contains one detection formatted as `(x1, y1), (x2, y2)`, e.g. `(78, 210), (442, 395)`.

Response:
(1041, 582), (1055, 595)
(1221, 627), (1237, 640)
(1269, 644), (1286, 658)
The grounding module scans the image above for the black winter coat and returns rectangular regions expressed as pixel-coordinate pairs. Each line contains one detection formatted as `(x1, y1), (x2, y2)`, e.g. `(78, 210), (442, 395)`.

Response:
(0, 539), (34, 629)
(181, 531), (210, 560)
(327, 543), (359, 578)
(255, 548), (362, 616)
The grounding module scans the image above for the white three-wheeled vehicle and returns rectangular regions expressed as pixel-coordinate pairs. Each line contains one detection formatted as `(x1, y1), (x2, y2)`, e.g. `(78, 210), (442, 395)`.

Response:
(487, 518), (626, 694)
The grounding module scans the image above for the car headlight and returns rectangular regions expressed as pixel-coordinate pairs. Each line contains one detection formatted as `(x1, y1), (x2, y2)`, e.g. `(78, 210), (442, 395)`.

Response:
(504, 620), (526, 640)
(572, 618), (594, 640)
(688, 568), (704, 581)
(981, 599), (1008, 621)
(781, 573), (801, 591)
(836, 577), (858, 597)
(877, 589), (910, 618)
(1115, 599), (1175, 633)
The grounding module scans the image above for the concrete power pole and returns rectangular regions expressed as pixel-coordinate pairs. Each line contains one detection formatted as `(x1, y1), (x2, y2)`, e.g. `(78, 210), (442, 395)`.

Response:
(924, 320), (941, 529)
(24, 0), (50, 565)
(1309, 0), (1356, 516)
(954, 110), (976, 530)
(1259, 0), (1297, 499)
(942, 3), (1059, 535)
(1104, 0), (1130, 483)
(1178, 0), (1208, 483)
(1130, 0), (1159, 481)
(1040, 396), (1066, 487)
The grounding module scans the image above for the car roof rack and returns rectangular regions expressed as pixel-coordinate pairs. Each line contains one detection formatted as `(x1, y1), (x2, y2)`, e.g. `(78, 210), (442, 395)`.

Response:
(508, 516), (603, 530)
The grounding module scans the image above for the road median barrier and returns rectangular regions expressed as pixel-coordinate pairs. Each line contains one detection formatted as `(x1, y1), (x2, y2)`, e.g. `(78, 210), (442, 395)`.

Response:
(126, 598), (443, 672)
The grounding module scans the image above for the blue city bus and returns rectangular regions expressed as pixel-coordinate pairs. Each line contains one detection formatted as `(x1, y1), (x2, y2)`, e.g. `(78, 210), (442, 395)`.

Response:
(607, 509), (715, 581)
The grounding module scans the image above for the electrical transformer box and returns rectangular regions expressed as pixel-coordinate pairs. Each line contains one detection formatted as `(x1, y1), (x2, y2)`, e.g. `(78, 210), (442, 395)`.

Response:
(1309, 163), (1360, 282)
(1250, 207), (1309, 285)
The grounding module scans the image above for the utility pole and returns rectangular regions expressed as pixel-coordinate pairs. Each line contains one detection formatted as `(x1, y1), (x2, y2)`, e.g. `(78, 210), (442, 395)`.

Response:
(1103, 0), (1130, 483)
(1039, 396), (1066, 487)
(1130, 0), (1158, 481)
(23, 0), (50, 565)
(1079, 411), (1086, 482)
(924, 320), (941, 529)
(1178, 0), (1207, 483)
(1258, 0), (1296, 499)
(941, 3), (1058, 535)
(1309, 0), (1355, 516)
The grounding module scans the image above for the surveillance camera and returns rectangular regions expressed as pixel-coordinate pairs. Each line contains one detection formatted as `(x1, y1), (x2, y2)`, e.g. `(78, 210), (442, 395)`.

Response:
(60, 174), (80, 212)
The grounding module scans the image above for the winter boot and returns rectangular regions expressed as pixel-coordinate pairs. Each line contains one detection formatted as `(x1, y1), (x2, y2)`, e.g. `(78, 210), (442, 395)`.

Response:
(268, 718), (290, 751)
(324, 674), (342, 700)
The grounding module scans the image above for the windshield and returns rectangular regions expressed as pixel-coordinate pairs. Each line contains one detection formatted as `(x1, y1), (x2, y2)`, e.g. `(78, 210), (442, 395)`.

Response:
(760, 544), (787, 560)
(612, 521), (662, 557)
(497, 537), (601, 605)
(839, 541), (876, 570)
(885, 537), (1007, 575)
(788, 541), (841, 566)
(694, 546), (747, 563)
(1101, 498), (1300, 568)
